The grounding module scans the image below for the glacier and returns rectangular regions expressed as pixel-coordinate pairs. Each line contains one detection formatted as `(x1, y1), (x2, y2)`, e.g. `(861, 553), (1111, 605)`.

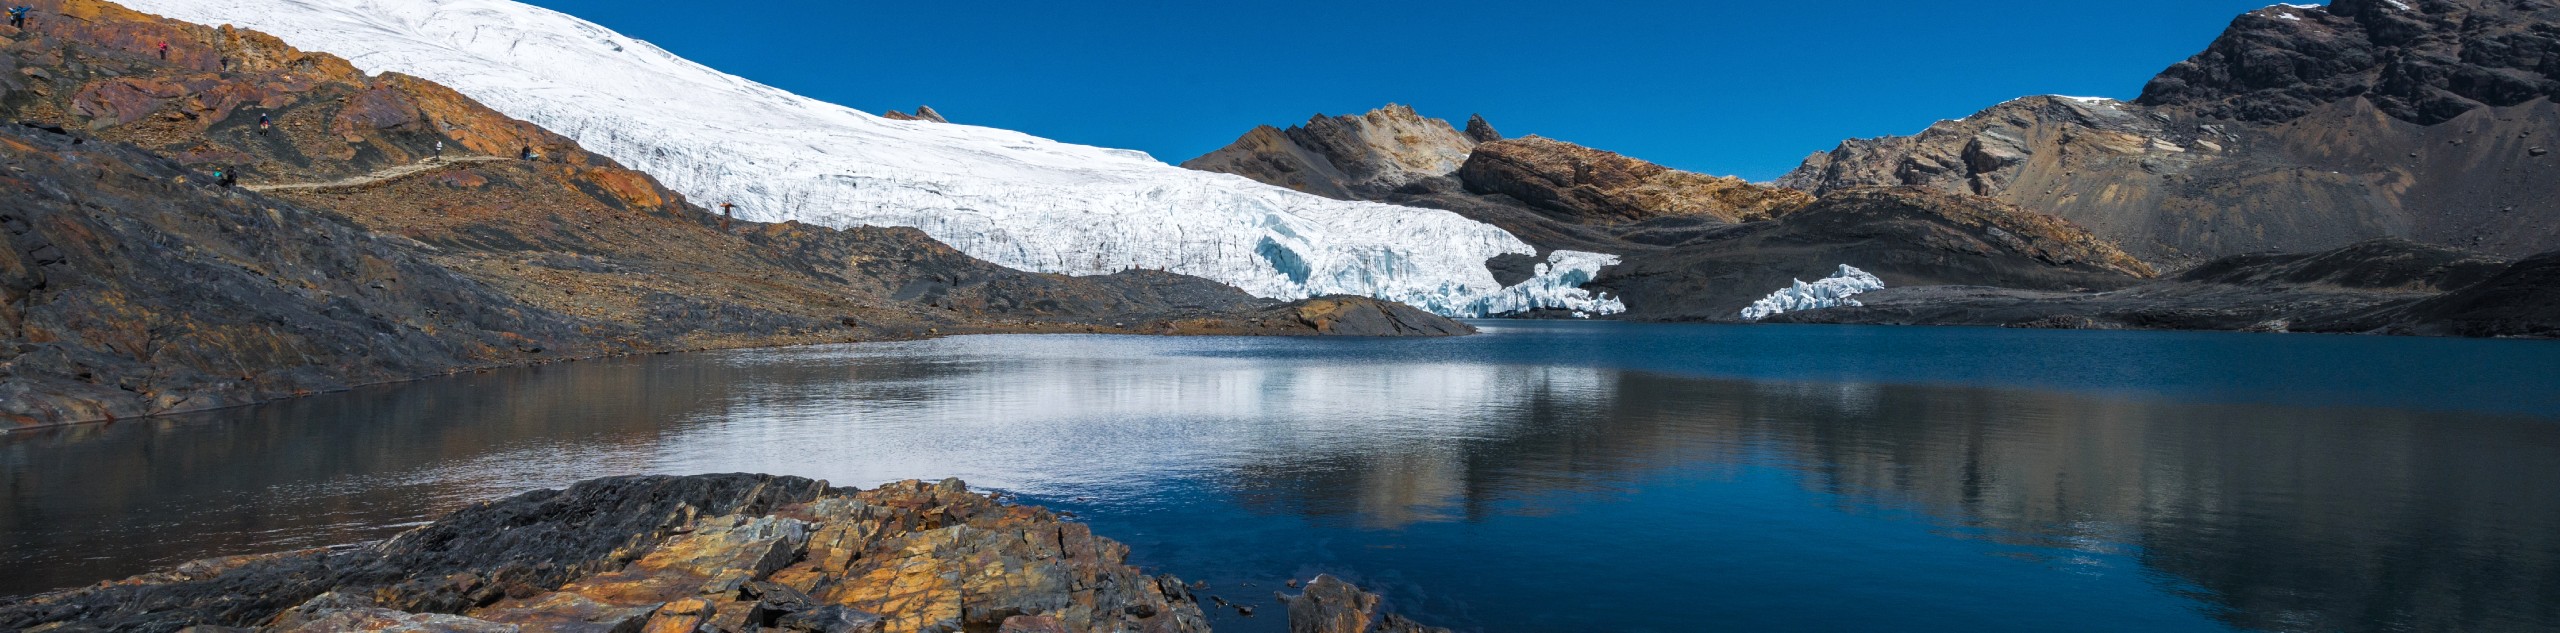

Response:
(1739, 265), (1884, 321)
(126, 0), (1623, 317)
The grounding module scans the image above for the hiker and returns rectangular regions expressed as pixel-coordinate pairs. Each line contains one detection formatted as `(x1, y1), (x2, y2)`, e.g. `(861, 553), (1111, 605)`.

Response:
(519, 145), (534, 161)
(9, 6), (31, 29)
(433, 140), (443, 158)
(718, 202), (736, 229)
(157, 42), (169, 60)
(257, 112), (271, 134)
(219, 170), (237, 188)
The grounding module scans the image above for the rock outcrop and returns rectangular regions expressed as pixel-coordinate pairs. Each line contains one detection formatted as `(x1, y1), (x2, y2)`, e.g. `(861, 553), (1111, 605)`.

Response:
(1457, 136), (1813, 225)
(880, 106), (947, 123)
(1279, 575), (1448, 633)
(0, 0), (1469, 427)
(0, 474), (1216, 633)
(1780, 1), (2560, 267)
(1460, 114), (1501, 144)
(1180, 104), (1481, 200)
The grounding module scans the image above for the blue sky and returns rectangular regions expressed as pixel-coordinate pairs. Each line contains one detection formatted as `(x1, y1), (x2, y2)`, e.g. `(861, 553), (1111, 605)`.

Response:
(516, 0), (2290, 181)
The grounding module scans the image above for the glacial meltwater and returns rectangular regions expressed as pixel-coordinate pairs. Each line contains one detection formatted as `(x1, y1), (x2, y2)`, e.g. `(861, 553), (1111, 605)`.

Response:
(5, 322), (2558, 632)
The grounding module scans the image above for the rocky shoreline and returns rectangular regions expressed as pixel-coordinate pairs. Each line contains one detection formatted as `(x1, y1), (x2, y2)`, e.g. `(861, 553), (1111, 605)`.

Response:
(0, 474), (1450, 633)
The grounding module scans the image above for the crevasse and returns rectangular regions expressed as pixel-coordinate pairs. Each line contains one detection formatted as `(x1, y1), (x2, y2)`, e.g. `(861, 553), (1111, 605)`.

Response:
(127, 0), (1625, 317)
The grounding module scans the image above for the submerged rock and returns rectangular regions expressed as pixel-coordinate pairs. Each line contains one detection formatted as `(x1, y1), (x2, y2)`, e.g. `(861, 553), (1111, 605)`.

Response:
(0, 474), (1213, 633)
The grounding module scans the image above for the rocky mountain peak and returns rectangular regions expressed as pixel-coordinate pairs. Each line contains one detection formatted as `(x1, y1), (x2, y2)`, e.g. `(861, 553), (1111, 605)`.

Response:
(1464, 114), (1503, 143)
(2136, 0), (2560, 124)
(1179, 103), (1479, 199)
(880, 105), (948, 123)
(1460, 136), (1813, 225)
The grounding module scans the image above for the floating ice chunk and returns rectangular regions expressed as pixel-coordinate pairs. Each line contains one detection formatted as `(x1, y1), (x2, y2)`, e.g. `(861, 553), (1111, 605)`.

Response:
(1739, 265), (1885, 321)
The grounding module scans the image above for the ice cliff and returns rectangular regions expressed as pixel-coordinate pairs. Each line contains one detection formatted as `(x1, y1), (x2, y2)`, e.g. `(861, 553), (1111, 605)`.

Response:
(127, 0), (1622, 317)
(1740, 265), (1884, 321)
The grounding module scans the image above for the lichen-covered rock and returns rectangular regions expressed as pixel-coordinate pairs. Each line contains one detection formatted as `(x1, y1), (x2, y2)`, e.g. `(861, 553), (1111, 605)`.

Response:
(0, 474), (1215, 633)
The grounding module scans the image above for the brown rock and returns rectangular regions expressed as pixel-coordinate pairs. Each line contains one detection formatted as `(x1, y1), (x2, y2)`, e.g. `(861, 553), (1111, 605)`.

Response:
(1461, 114), (1501, 144)
(1281, 574), (1449, 633)
(1180, 104), (1480, 200)
(1459, 136), (1812, 224)
(1780, 0), (2560, 267)
(880, 106), (947, 123)
(640, 597), (715, 633)
(0, 475), (1215, 633)
(996, 614), (1071, 633)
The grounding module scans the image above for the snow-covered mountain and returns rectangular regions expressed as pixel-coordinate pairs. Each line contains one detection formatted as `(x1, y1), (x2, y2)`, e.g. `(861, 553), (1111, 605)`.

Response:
(127, 0), (1623, 316)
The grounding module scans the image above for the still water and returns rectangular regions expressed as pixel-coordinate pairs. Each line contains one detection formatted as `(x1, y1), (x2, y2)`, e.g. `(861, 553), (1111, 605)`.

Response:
(5, 322), (2559, 632)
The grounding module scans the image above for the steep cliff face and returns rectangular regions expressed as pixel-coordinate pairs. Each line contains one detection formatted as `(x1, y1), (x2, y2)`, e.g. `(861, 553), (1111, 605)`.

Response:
(1780, 1), (2560, 268)
(0, 0), (1470, 427)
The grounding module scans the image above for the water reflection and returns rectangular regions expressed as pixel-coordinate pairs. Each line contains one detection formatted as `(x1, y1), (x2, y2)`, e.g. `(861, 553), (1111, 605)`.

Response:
(4, 325), (2557, 632)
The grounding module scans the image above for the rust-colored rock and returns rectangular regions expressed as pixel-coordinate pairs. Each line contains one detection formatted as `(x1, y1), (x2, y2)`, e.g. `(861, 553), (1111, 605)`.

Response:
(1281, 574), (1449, 633)
(0, 475), (1216, 633)
(1459, 136), (1812, 224)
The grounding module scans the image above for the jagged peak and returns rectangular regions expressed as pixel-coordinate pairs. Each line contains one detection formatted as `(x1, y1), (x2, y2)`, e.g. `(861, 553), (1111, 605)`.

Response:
(881, 105), (948, 123)
(1464, 114), (1503, 143)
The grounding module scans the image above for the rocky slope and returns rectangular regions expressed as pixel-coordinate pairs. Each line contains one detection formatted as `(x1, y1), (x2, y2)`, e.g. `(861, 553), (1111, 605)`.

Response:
(1589, 188), (2157, 320)
(1779, 0), (2560, 268)
(0, 474), (1451, 633)
(0, 0), (1469, 428)
(1767, 239), (2560, 337)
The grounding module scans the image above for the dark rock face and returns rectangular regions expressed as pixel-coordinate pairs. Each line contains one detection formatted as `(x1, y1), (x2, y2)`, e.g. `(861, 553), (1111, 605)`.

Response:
(1780, 1), (2560, 267)
(1590, 187), (2155, 320)
(2138, 0), (2560, 125)
(0, 475), (1214, 633)
(1280, 575), (1449, 633)
(1457, 136), (1813, 225)
(1461, 114), (1501, 144)
(1769, 238), (2560, 338)
(0, 0), (1469, 427)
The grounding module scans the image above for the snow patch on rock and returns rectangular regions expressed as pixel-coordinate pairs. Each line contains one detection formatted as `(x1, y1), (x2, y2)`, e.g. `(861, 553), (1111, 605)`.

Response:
(127, 0), (1622, 317)
(1739, 265), (1885, 321)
